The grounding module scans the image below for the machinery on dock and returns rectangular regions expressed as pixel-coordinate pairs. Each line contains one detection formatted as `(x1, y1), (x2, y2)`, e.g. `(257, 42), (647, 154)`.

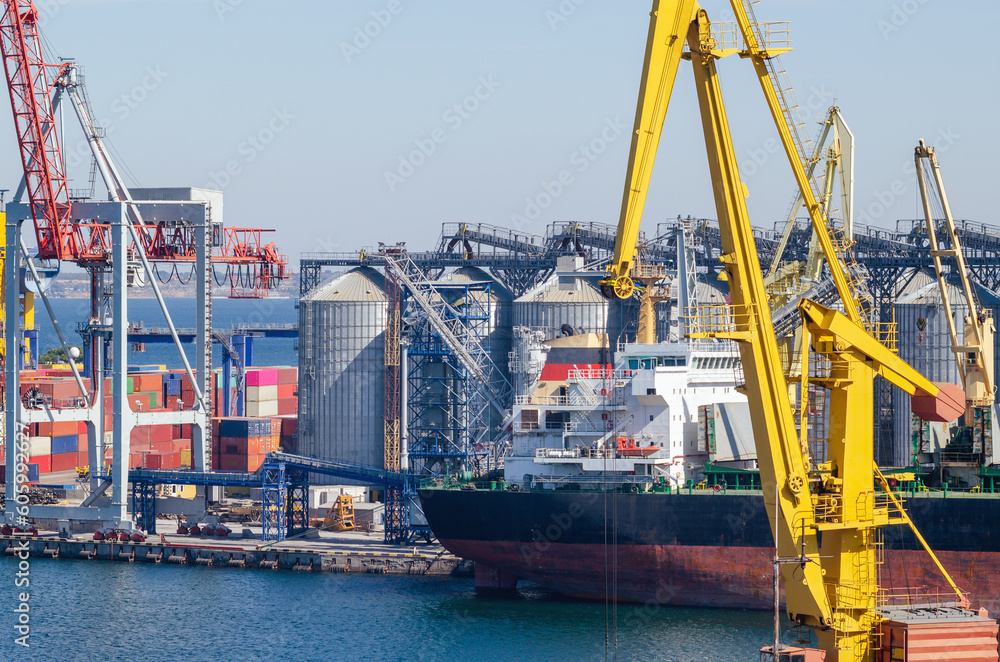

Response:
(599, 1), (998, 660)
(323, 495), (356, 532)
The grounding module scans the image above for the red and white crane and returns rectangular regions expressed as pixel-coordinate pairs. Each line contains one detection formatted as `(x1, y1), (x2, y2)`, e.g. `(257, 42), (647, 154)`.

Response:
(0, 0), (289, 297)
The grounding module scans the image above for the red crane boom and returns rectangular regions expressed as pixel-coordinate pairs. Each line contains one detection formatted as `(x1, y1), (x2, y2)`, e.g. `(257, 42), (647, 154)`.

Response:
(0, 0), (289, 297)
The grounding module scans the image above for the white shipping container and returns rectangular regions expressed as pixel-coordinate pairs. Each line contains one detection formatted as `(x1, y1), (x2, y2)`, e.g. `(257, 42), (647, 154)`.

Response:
(247, 385), (278, 403)
(246, 400), (279, 417)
(29, 436), (51, 456)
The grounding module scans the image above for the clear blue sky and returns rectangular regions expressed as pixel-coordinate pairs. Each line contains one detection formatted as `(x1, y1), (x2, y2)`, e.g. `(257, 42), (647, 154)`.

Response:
(1, 0), (996, 264)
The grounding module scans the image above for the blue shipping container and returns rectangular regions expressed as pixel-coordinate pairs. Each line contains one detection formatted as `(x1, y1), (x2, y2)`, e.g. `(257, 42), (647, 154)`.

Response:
(27, 464), (39, 483)
(165, 380), (181, 396)
(52, 434), (78, 455)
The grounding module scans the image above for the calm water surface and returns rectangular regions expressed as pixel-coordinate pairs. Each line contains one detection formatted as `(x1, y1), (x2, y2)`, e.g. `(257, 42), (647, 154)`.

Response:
(0, 556), (795, 661)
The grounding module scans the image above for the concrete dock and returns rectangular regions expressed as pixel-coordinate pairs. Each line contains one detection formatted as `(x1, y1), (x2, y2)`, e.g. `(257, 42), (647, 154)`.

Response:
(1, 526), (472, 576)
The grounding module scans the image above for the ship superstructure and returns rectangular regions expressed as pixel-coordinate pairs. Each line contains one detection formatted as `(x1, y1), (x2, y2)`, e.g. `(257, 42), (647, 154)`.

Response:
(505, 335), (753, 489)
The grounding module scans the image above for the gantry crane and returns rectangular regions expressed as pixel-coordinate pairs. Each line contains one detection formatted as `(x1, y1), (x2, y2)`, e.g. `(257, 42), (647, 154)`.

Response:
(0, 0), (290, 529)
(604, 2), (989, 660)
(914, 141), (996, 462)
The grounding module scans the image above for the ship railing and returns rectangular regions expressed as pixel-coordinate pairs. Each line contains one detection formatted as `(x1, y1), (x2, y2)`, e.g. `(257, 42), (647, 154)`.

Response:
(513, 393), (627, 407)
(877, 586), (969, 611)
(567, 368), (636, 380)
(524, 473), (656, 486)
(535, 448), (580, 459)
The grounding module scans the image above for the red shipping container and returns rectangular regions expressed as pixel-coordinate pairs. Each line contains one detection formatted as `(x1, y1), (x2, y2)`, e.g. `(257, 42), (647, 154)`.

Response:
(220, 437), (248, 456)
(276, 367), (297, 385)
(280, 416), (298, 436)
(277, 383), (296, 399)
(29, 455), (51, 473)
(129, 453), (143, 469)
(51, 452), (77, 473)
(181, 424), (192, 438)
(171, 438), (191, 453)
(145, 453), (163, 470)
(277, 398), (297, 416)
(247, 453), (266, 472)
(77, 449), (90, 468)
(131, 374), (163, 393)
(151, 425), (172, 443)
(150, 440), (173, 454)
(217, 455), (245, 471)
(181, 391), (196, 408)
(161, 451), (182, 469)
(131, 427), (152, 444)
(130, 393), (152, 411)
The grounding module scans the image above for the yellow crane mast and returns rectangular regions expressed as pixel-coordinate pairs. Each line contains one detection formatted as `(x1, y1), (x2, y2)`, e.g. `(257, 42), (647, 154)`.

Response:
(604, 2), (981, 660)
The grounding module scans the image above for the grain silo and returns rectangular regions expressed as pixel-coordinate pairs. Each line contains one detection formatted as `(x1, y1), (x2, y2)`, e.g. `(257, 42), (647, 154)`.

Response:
(892, 273), (1000, 466)
(297, 267), (387, 479)
(513, 256), (609, 342)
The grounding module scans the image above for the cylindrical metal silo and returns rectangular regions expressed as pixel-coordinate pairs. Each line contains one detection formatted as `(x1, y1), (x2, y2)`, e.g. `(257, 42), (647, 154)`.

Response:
(892, 272), (1000, 466)
(298, 267), (387, 481)
(513, 271), (608, 343)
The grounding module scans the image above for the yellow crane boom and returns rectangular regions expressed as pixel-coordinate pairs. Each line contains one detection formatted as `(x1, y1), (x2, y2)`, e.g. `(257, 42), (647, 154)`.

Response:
(609, 2), (973, 659)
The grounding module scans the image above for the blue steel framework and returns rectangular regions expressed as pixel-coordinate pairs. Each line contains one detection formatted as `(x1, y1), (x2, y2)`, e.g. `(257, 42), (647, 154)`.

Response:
(406, 281), (494, 476)
(127, 453), (404, 541)
(402, 281), (494, 542)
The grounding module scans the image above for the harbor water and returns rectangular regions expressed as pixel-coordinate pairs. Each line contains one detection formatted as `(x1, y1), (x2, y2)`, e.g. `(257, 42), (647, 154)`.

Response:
(1, 556), (791, 661)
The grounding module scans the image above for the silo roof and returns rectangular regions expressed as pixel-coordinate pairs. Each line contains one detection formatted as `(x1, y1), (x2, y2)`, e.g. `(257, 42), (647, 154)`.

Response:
(895, 276), (1000, 308)
(303, 266), (387, 302)
(442, 266), (513, 301)
(516, 274), (605, 304)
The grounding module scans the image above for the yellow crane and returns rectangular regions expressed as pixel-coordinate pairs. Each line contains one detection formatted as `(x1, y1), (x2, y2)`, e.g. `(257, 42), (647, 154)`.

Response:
(603, 2), (984, 660)
(914, 141), (995, 461)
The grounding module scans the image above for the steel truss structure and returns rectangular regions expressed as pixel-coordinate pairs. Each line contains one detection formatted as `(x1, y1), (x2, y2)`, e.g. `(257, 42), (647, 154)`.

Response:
(302, 215), (1000, 469)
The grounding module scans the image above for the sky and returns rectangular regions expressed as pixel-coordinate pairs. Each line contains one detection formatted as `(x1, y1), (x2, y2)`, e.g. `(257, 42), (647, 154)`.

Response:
(1, 0), (997, 267)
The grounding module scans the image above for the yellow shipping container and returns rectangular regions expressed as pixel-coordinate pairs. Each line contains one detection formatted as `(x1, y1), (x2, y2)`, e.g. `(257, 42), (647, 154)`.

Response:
(180, 449), (192, 467)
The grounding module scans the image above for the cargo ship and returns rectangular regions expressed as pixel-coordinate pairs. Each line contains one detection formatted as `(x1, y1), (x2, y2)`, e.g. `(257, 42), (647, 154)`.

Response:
(418, 334), (1000, 612)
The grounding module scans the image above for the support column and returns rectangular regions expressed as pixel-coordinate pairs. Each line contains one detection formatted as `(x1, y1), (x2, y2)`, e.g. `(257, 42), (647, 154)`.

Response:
(193, 216), (211, 471)
(4, 215), (20, 521)
(111, 203), (133, 527)
(261, 462), (286, 542)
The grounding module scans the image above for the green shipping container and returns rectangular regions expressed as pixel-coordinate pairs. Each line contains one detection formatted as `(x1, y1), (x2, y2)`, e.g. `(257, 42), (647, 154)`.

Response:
(126, 377), (134, 394)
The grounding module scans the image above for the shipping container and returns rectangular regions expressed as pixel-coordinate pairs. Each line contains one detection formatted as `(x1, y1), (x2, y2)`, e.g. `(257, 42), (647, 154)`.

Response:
(51, 452), (77, 473)
(52, 434), (78, 455)
(29, 455), (50, 474)
(28, 436), (51, 456)
(247, 369), (279, 387)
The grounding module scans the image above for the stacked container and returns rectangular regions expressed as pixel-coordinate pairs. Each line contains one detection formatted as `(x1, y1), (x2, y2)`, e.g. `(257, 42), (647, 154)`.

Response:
(21, 363), (299, 476)
(211, 417), (281, 472)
